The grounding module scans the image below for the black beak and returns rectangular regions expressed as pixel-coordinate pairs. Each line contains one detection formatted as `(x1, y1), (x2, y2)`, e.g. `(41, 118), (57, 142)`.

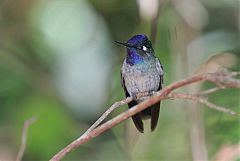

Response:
(115, 41), (132, 48)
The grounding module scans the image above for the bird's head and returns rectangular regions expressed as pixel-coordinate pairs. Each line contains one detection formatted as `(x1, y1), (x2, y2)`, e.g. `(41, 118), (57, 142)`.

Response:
(115, 34), (154, 65)
(115, 34), (154, 56)
(115, 34), (155, 65)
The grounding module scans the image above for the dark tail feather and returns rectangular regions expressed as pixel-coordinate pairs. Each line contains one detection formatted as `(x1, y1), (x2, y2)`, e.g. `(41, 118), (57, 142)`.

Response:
(128, 100), (144, 133)
(150, 101), (161, 131)
(132, 113), (144, 133)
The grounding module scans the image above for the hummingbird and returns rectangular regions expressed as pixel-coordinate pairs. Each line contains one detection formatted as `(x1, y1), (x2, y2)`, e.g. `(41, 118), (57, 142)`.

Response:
(116, 34), (164, 133)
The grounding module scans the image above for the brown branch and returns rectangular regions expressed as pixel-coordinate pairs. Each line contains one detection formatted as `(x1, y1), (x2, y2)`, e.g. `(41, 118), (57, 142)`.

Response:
(50, 71), (240, 161)
(16, 117), (37, 161)
(168, 92), (238, 116)
(84, 92), (148, 135)
(85, 97), (132, 134)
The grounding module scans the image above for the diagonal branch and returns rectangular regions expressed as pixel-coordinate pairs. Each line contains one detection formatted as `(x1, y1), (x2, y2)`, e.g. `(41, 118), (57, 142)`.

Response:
(84, 92), (148, 135)
(50, 71), (240, 161)
(85, 97), (132, 135)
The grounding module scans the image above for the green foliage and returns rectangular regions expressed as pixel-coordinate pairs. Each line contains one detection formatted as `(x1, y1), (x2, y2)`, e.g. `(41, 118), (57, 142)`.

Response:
(12, 95), (76, 160)
(0, 0), (239, 160)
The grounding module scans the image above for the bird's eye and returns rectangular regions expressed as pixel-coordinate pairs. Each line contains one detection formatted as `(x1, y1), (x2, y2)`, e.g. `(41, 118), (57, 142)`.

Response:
(142, 46), (147, 51)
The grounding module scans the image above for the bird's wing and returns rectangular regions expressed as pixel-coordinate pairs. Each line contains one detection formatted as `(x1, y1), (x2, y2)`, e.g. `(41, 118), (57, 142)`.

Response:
(150, 58), (164, 131)
(121, 70), (144, 133)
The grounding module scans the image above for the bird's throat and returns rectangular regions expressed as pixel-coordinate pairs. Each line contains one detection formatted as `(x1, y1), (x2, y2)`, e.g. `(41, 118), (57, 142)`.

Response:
(126, 48), (143, 66)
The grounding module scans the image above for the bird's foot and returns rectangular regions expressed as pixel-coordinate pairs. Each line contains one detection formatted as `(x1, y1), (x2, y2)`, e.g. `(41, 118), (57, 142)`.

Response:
(148, 91), (154, 96)
(132, 94), (138, 100)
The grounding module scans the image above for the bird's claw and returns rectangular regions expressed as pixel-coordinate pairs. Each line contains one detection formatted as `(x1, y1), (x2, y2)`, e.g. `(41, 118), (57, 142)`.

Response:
(148, 91), (155, 96)
(132, 94), (138, 100)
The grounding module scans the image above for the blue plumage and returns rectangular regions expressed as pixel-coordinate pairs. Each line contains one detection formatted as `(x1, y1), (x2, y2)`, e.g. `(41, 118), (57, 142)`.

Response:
(127, 34), (146, 46)
(126, 48), (144, 65)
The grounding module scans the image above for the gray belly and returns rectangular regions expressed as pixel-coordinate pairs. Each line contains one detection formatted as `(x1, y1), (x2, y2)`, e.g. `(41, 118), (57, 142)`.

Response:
(124, 72), (160, 98)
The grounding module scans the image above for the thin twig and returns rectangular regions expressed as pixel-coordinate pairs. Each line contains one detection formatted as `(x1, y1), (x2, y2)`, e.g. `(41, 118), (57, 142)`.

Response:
(197, 86), (226, 96)
(50, 71), (240, 161)
(84, 92), (148, 135)
(204, 72), (240, 88)
(16, 117), (37, 161)
(230, 71), (240, 77)
(168, 93), (238, 116)
(85, 97), (132, 134)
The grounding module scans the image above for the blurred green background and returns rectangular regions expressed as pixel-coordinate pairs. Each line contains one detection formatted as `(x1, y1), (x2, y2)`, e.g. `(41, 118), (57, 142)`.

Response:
(0, 0), (239, 161)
